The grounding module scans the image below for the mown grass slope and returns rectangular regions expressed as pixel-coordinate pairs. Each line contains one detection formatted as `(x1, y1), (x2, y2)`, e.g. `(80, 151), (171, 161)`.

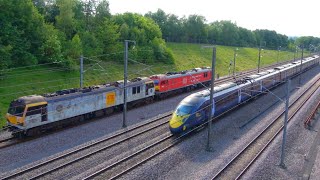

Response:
(0, 43), (299, 127)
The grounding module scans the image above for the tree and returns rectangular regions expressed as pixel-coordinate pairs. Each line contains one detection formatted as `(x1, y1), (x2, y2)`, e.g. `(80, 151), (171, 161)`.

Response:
(0, 0), (47, 67)
(56, 0), (76, 39)
(67, 34), (83, 59)
(184, 15), (207, 43)
(39, 24), (63, 63)
(95, 18), (120, 55)
(113, 13), (173, 63)
(96, 0), (111, 22)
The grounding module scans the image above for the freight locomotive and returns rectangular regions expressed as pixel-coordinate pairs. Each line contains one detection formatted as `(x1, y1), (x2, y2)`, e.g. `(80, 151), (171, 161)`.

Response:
(169, 55), (320, 134)
(5, 67), (212, 136)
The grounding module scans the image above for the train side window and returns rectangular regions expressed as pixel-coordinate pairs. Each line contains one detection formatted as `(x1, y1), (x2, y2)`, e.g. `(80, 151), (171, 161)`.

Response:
(26, 106), (42, 116)
(132, 86), (140, 94)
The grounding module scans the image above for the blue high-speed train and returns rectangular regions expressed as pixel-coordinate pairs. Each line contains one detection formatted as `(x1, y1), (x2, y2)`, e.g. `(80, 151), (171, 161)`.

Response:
(169, 55), (319, 134)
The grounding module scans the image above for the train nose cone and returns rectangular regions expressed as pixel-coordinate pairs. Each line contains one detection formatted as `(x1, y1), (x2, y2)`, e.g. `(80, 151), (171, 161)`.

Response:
(6, 113), (18, 124)
(169, 113), (183, 129)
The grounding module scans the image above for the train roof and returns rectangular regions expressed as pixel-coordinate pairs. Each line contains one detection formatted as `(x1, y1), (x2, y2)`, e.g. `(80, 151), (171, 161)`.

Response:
(150, 67), (211, 80)
(117, 77), (153, 85)
(43, 77), (152, 101)
(246, 74), (261, 79)
(14, 95), (46, 105)
(257, 72), (269, 76)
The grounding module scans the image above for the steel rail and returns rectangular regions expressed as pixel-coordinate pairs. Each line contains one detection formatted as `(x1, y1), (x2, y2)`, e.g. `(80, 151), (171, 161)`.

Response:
(304, 100), (320, 128)
(28, 119), (170, 179)
(83, 133), (177, 180)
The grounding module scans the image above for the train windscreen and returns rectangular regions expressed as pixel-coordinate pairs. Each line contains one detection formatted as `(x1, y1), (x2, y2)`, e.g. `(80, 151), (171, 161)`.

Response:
(176, 104), (194, 116)
(8, 101), (25, 117)
(154, 80), (159, 86)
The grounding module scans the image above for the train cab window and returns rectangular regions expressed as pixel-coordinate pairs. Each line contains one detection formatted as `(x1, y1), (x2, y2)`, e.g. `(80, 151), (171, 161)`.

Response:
(137, 86), (140, 93)
(175, 104), (194, 116)
(8, 103), (25, 117)
(154, 80), (159, 86)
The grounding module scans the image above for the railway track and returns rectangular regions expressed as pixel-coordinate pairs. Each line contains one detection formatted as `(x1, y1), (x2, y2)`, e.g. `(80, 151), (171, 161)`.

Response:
(0, 136), (14, 144)
(0, 60), (294, 148)
(82, 61), (315, 180)
(0, 136), (20, 149)
(83, 133), (178, 180)
(211, 76), (320, 180)
(0, 112), (173, 180)
(0, 59), (310, 179)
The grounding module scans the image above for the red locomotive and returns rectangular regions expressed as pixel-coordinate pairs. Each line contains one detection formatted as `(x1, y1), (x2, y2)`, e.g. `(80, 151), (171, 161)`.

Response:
(150, 67), (212, 98)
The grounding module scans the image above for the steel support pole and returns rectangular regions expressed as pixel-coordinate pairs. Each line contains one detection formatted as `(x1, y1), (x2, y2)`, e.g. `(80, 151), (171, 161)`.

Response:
(277, 49), (279, 63)
(123, 41), (128, 128)
(207, 47), (216, 152)
(299, 46), (304, 86)
(80, 55), (83, 88)
(293, 47), (297, 63)
(258, 47), (261, 73)
(233, 49), (236, 76)
(280, 79), (291, 168)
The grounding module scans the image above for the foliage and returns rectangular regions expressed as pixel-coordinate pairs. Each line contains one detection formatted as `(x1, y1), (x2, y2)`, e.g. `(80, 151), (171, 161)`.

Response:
(145, 8), (320, 51)
(113, 13), (173, 63)
(0, 0), (174, 70)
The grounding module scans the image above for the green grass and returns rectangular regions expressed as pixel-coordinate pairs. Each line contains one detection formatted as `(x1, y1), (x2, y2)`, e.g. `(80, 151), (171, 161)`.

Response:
(0, 43), (300, 127)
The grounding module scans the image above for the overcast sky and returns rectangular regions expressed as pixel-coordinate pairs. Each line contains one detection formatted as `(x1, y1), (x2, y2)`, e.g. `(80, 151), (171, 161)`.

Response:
(108, 0), (320, 38)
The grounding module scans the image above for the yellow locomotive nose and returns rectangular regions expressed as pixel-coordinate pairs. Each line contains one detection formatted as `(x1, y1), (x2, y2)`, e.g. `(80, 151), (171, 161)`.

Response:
(6, 113), (24, 126)
(6, 113), (18, 124)
(169, 113), (190, 128)
(169, 113), (184, 128)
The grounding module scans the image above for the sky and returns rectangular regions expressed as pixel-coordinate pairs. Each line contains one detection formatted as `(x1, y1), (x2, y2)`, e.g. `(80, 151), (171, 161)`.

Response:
(107, 0), (320, 38)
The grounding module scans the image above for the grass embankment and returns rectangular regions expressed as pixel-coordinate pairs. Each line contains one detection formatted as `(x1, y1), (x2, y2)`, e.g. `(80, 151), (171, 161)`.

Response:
(0, 43), (298, 127)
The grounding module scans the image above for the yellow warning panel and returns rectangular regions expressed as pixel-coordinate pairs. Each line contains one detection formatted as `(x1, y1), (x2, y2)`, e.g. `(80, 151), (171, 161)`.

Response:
(106, 92), (116, 107)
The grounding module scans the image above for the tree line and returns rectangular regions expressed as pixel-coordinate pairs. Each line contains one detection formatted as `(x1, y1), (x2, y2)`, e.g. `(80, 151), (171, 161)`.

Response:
(0, 1), (319, 70)
(146, 9), (320, 50)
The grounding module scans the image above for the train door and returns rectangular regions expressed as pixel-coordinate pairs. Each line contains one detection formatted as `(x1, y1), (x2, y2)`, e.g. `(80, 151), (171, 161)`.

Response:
(145, 82), (154, 96)
(41, 105), (48, 122)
